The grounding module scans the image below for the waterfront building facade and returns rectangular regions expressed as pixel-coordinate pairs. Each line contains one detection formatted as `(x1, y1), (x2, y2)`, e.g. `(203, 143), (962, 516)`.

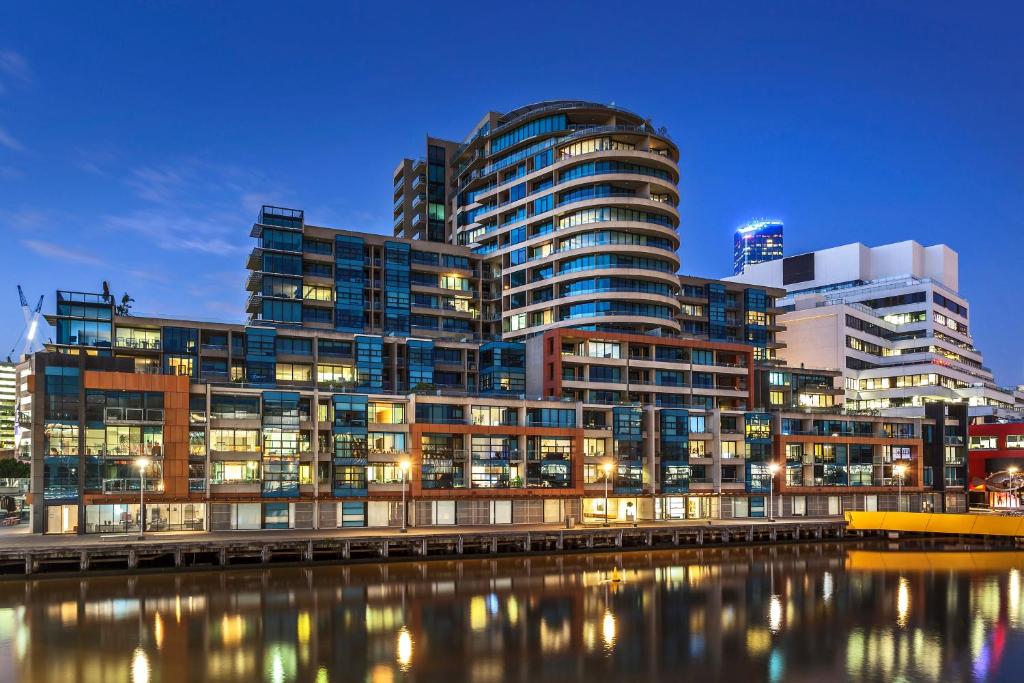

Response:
(728, 240), (1023, 419)
(16, 101), (975, 533)
(733, 219), (783, 275)
(21, 208), (967, 533)
(0, 361), (15, 457)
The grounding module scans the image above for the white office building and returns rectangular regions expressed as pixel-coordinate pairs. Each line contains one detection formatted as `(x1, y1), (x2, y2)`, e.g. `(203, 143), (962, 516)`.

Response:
(727, 241), (1022, 419)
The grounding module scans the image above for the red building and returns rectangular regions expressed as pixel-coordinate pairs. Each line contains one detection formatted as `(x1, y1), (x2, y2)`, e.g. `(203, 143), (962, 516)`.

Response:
(968, 423), (1024, 508)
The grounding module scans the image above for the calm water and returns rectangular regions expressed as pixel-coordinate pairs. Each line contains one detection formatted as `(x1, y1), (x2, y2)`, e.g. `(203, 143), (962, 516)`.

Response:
(0, 542), (1022, 682)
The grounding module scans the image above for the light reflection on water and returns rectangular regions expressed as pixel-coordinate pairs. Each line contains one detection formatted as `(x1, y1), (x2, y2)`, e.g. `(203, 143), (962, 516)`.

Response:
(0, 542), (1023, 682)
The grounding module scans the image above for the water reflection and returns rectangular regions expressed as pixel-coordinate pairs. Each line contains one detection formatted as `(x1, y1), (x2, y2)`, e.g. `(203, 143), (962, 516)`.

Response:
(1, 543), (1023, 682)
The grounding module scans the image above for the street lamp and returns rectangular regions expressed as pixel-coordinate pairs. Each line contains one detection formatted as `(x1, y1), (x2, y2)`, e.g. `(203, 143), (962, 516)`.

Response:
(1007, 466), (1021, 508)
(767, 462), (781, 521)
(136, 456), (150, 540)
(893, 463), (908, 512)
(399, 459), (410, 533)
(602, 461), (614, 527)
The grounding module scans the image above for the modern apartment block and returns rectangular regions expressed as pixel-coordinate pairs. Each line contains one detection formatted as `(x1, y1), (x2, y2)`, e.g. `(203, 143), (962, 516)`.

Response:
(393, 138), (460, 243)
(446, 101), (682, 340)
(733, 219), (783, 275)
(0, 361), (15, 457)
(728, 240), (1023, 419)
(677, 275), (786, 363)
(17, 101), (970, 533)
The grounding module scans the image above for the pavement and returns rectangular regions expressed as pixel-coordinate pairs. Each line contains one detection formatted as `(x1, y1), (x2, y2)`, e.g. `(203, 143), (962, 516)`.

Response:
(0, 516), (843, 550)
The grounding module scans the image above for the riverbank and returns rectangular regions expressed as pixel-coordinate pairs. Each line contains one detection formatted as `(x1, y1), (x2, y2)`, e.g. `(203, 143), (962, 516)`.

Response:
(0, 517), (847, 577)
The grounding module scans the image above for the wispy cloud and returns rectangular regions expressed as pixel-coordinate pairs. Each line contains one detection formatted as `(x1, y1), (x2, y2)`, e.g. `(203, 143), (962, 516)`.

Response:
(105, 159), (286, 255)
(0, 51), (31, 151)
(0, 50), (31, 85)
(22, 239), (106, 266)
(105, 209), (251, 254)
(73, 145), (119, 176)
(125, 165), (189, 203)
(0, 126), (24, 152)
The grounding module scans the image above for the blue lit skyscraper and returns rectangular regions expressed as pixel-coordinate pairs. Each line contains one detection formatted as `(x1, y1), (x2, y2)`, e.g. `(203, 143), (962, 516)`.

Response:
(733, 219), (783, 275)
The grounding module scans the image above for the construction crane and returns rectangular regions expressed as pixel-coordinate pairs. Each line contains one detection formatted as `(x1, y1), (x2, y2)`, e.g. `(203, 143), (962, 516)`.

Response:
(6, 286), (44, 362)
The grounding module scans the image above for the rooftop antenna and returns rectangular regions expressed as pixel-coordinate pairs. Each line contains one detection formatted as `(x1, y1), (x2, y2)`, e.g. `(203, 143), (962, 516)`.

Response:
(8, 286), (44, 361)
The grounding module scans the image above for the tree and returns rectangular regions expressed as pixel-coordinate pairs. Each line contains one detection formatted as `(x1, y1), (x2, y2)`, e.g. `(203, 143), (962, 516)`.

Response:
(115, 292), (135, 316)
(0, 459), (29, 478)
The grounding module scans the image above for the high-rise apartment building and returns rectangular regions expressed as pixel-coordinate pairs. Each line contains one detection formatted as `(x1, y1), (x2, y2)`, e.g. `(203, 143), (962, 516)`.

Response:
(17, 102), (971, 534)
(733, 219), (783, 275)
(0, 362), (15, 457)
(393, 138), (460, 243)
(728, 240), (1022, 419)
(445, 101), (682, 339)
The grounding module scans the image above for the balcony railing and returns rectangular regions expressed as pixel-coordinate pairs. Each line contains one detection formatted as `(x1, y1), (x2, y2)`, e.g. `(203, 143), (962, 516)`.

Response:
(104, 407), (164, 423)
(102, 478), (163, 493)
(115, 338), (161, 351)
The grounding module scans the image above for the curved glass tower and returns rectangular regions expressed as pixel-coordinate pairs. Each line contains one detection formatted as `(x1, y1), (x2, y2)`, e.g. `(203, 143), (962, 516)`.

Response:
(450, 101), (681, 340)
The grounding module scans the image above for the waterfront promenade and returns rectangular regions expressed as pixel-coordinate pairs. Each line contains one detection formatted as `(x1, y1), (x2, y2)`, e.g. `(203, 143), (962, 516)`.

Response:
(0, 517), (846, 577)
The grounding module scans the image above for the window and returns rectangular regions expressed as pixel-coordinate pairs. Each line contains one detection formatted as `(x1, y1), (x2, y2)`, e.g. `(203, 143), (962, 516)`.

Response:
(1007, 435), (1024, 449)
(368, 402), (405, 424)
(769, 391), (785, 405)
(586, 341), (620, 359)
(211, 461), (260, 484)
(491, 114), (566, 153)
(471, 406), (518, 426)
(318, 364), (356, 387)
(527, 408), (575, 428)
(367, 432), (407, 454)
(366, 462), (404, 484)
(209, 429), (260, 452)
(969, 435), (998, 450)
(558, 137), (634, 159)
(275, 363), (312, 382)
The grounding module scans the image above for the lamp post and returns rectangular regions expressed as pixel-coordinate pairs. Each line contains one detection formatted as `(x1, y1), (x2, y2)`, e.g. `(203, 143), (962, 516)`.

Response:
(399, 459), (410, 533)
(893, 463), (907, 512)
(1008, 466), (1020, 508)
(136, 456), (150, 540)
(767, 462), (780, 521)
(602, 461), (613, 527)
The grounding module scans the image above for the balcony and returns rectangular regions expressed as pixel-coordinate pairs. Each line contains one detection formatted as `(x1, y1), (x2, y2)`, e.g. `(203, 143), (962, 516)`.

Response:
(104, 407), (164, 424)
(114, 338), (161, 352)
(102, 478), (163, 494)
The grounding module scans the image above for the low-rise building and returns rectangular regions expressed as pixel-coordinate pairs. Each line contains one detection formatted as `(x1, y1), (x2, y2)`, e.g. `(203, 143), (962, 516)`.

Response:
(967, 422), (1024, 509)
(728, 240), (1023, 419)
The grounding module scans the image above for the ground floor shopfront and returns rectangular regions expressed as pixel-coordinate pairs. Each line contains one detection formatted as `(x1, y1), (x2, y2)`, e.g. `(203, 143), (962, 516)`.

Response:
(38, 490), (965, 534)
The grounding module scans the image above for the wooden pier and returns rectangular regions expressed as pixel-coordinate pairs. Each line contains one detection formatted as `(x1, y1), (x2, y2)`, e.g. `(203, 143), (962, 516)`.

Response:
(0, 518), (847, 577)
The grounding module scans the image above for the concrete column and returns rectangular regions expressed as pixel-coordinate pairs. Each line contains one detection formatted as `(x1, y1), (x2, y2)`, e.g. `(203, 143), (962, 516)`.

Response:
(311, 348), (320, 529)
(643, 404), (657, 518)
(710, 408), (723, 517)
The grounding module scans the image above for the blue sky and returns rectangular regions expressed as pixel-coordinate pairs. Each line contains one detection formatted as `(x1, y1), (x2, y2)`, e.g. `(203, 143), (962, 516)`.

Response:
(1, 1), (1022, 383)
